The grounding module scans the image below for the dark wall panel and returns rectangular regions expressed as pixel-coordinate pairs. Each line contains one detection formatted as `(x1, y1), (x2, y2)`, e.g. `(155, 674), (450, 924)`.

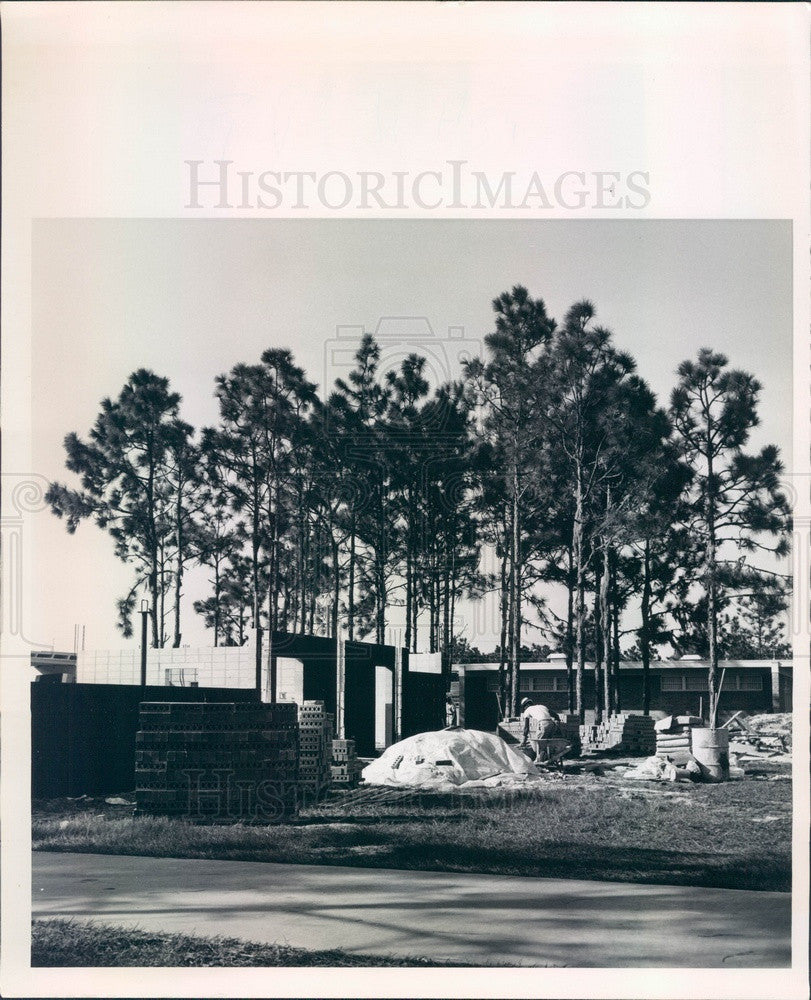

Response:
(32, 683), (257, 799)
(402, 671), (445, 737)
(345, 655), (377, 756)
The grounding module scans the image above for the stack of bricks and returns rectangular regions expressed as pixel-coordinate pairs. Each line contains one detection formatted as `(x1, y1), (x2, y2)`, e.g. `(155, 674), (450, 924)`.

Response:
(580, 713), (656, 755)
(557, 714), (582, 754)
(134, 701), (299, 824)
(655, 715), (703, 764)
(331, 737), (361, 787)
(297, 700), (334, 802)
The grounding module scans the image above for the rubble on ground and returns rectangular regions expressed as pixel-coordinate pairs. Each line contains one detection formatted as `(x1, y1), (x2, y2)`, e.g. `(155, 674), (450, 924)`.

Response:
(624, 753), (744, 783)
(726, 712), (792, 761)
(625, 754), (700, 782)
(361, 728), (544, 790)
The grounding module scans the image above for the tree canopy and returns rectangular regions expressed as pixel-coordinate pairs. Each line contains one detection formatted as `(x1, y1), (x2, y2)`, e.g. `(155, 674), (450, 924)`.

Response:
(48, 295), (791, 724)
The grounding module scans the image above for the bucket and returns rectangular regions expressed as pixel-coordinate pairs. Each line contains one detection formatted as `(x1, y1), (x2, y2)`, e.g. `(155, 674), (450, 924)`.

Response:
(691, 727), (730, 782)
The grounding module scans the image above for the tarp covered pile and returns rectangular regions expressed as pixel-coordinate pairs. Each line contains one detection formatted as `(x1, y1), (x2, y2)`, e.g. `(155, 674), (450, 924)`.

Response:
(362, 728), (543, 790)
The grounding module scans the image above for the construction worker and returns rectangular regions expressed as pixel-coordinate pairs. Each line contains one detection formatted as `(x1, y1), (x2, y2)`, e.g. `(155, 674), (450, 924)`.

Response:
(444, 693), (458, 728)
(520, 697), (561, 747)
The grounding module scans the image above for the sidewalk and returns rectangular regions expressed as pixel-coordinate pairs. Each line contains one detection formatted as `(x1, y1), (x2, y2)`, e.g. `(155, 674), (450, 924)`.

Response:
(33, 852), (791, 967)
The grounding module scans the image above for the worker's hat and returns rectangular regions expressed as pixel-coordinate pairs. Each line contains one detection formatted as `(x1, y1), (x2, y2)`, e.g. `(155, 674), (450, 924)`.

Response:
(520, 697), (533, 708)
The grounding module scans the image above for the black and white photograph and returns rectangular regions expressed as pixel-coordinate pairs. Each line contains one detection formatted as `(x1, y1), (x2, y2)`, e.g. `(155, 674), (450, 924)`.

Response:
(24, 215), (797, 965)
(1, 4), (808, 999)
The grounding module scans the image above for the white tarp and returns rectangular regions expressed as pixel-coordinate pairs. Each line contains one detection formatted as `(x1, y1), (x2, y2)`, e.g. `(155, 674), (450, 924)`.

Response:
(361, 728), (542, 790)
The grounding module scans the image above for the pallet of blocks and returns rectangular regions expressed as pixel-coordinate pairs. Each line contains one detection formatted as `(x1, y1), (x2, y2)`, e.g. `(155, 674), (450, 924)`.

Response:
(297, 700), (334, 802)
(655, 715), (703, 764)
(558, 714), (582, 753)
(331, 737), (361, 787)
(580, 713), (656, 755)
(497, 719), (523, 745)
(134, 701), (299, 823)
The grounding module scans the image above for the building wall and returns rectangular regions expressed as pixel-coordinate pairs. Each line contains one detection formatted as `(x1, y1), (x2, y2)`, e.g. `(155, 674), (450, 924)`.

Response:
(31, 651), (77, 683)
(460, 664), (783, 729)
(76, 645), (258, 688)
(73, 634), (445, 757)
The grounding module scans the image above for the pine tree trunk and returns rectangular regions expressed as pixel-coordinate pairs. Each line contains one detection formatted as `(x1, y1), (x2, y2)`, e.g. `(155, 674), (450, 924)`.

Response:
(159, 543), (166, 649)
(449, 546), (457, 667)
(348, 513), (356, 641)
(172, 470), (184, 649)
(252, 479), (262, 686)
(573, 468), (586, 723)
(213, 556), (221, 647)
(509, 463), (521, 717)
(706, 447), (719, 727)
(641, 539), (652, 715)
(593, 575), (603, 722)
(499, 533), (509, 717)
(281, 580), (291, 631)
(146, 443), (160, 648)
(297, 514), (307, 633)
(442, 532), (451, 685)
(601, 541), (611, 721)
(411, 521), (420, 650)
(331, 534), (340, 638)
(405, 484), (413, 652)
(565, 543), (575, 714)
(611, 557), (621, 714)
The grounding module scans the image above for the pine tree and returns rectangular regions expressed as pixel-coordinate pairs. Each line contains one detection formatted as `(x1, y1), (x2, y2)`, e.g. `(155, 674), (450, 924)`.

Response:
(670, 349), (791, 727)
(465, 286), (556, 715)
(46, 369), (189, 646)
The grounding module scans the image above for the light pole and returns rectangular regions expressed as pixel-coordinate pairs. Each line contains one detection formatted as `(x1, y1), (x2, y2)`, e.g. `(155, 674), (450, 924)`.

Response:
(140, 599), (150, 687)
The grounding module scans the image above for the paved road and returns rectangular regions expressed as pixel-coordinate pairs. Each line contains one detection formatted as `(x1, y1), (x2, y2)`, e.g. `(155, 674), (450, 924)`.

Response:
(33, 852), (790, 967)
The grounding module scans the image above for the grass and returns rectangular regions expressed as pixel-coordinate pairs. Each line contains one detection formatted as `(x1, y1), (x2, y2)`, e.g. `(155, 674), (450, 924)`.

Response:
(31, 917), (484, 967)
(32, 759), (792, 892)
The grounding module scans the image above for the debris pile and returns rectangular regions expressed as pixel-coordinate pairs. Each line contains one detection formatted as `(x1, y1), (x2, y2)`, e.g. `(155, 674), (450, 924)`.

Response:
(625, 754), (702, 782)
(726, 712), (792, 760)
(362, 728), (544, 790)
(581, 713), (656, 755)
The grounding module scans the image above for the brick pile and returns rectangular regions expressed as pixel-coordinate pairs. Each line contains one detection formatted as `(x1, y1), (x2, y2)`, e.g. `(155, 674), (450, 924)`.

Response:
(580, 713), (656, 755)
(134, 701), (299, 823)
(331, 737), (361, 787)
(297, 700), (334, 801)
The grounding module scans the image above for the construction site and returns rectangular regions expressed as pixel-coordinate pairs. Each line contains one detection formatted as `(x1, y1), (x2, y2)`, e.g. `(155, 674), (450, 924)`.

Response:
(24, 212), (798, 974)
(30, 639), (793, 968)
(31, 636), (794, 813)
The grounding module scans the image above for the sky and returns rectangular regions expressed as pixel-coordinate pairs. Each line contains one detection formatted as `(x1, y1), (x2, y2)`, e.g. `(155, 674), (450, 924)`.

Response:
(31, 219), (792, 653)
